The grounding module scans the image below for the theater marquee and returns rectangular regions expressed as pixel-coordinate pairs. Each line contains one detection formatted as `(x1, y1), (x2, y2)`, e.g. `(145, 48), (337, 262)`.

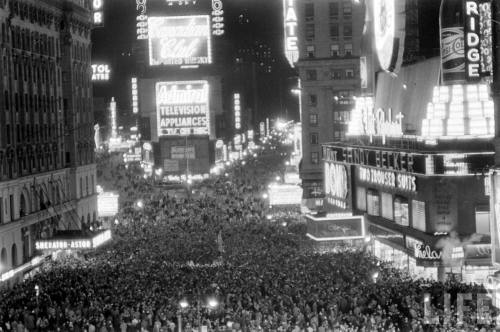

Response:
(148, 15), (212, 66)
(156, 81), (210, 136)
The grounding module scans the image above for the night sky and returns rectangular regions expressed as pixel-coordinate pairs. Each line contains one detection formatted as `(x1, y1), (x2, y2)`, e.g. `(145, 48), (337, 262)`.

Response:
(91, 0), (296, 123)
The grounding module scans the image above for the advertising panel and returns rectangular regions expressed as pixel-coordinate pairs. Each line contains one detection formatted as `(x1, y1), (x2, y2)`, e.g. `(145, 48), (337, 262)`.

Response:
(234, 93), (241, 130)
(97, 192), (119, 217)
(92, 0), (104, 27)
(156, 81), (210, 136)
(268, 184), (302, 206)
(131, 78), (139, 114)
(148, 16), (212, 66)
(324, 162), (350, 209)
(171, 146), (195, 159)
(164, 159), (180, 172)
(91, 64), (110, 81)
(306, 214), (366, 241)
(283, 0), (298, 67)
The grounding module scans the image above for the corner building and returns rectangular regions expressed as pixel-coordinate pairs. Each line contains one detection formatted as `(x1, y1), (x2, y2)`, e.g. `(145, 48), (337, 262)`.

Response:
(0, 0), (96, 284)
(295, 0), (363, 207)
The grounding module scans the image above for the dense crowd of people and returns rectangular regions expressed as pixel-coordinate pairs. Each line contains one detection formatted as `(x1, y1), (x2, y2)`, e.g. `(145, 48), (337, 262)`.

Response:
(0, 141), (498, 331)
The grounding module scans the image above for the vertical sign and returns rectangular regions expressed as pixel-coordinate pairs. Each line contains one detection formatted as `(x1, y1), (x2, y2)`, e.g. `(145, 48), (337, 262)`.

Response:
(212, 0), (225, 36)
(490, 169), (500, 266)
(283, 0), (298, 67)
(110, 97), (117, 138)
(136, 0), (148, 39)
(360, 56), (368, 89)
(92, 0), (104, 27)
(234, 93), (241, 130)
(266, 118), (270, 136)
(478, 1), (493, 78)
(259, 122), (265, 138)
(464, 0), (492, 81)
(131, 78), (139, 114)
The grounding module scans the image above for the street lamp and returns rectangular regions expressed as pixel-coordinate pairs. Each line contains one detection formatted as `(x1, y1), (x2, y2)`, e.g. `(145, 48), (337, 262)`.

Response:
(262, 193), (268, 199)
(207, 298), (218, 309)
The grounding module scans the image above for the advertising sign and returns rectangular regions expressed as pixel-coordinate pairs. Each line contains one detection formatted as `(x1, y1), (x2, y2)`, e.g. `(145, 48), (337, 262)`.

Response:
(268, 184), (302, 206)
(131, 78), (139, 114)
(283, 0), (298, 67)
(92, 0), (104, 27)
(164, 159), (180, 172)
(490, 169), (500, 266)
(156, 81), (210, 136)
(98, 192), (119, 217)
(324, 162), (349, 209)
(171, 146), (195, 159)
(148, 16), (212, 66)
(136, 0), (148, 39)
(234, 93), (241, 130)
(306, 214), (366, 241)
(360, 56), (368, 89)
(211, 0), (225, 35)
(91, 64), (110, 81)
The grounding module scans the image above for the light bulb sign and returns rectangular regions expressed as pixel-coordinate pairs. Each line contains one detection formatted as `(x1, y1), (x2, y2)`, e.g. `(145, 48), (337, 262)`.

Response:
(136, 0), (148, 39)
(283, 0), (298, 67)
(156, 81), (210, 136)
(91, 64), (110, 81)
(131, 78), (139, 114)
(148, 16), (212, 66)
(234, 93), (241, 130)
(464, 0), (493, 81)
(92, 0), (104, 27)
(324, 162), (349, 209)
(212, 0), (225, 36)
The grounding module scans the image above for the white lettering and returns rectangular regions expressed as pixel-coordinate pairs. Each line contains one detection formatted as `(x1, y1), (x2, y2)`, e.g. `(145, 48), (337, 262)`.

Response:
(359, 166), (416, 192)
(466, 1), (478, 16)
(414, 243), (442, 260)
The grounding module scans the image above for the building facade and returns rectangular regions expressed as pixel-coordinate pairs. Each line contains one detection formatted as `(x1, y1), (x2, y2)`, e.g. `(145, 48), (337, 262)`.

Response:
(0, 0), (97, 284)
(295, 0), (363, 205)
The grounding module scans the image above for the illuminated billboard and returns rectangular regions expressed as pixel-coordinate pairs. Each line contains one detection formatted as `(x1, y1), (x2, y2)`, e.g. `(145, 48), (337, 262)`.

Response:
(234, 93), (241, 130)
(91, 64), (110, 81)
(283, 0), (298, 67)
(98, 192), (119, 217)
(148, 16), (212, 66)
(268, 184), (302, 206)
(306, 214), (366, 241)
(92, 0), (104, 27)
(156, 81), (210, 136)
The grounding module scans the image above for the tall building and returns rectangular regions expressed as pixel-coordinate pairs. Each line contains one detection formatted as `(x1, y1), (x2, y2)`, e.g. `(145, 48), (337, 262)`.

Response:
(0, 0), (97, 284)
(293, 0), (364, 207)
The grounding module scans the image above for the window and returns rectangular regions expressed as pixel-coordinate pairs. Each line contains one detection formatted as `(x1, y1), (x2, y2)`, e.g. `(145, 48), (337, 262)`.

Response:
(308, 94), (317, 106)
(475, 206), (490, 235)
(343, 24), (352, 39)
(394, 196), (409, 226)
(344, 43), (353, 56)
(366, 189), (380, 216)
(329, 24), (339, 40)
(412, 200), (426, 232)
(381, 192), (393, 220)
(306, 45), (315, 58)
(309, 114), (318, 126)
(329, 2), (339, 19)
(330, 69), (342, 80)
(333, 111), (350, 123)
(310, 133), (318, 144)
(305, 23), (315, 41)
(345, 69), (354, 79)
(342, 0), (352, 19)
(306, 69), (317, 81)
(330, 44), (339, 57)
(311, 152), (319, 164)
(305, 3), (314, 21)
(356, 187), (366, 211)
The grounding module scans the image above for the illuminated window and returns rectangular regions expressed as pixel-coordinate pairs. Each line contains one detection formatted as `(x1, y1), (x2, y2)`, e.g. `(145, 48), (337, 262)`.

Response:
(305, 23), (315, 41)
(306, 69), (317, 81)
(311, 152), (319, 164)
(309, 114), (318, 126)
(342, 0), (352, 19)
(475, 206), (489, 235)
(329, 24), (339, 40)
(305, 3), (314, 21)
(330, 44), (339, 57)
(329, 2), (339, 19)
(344, 43), (353, 56)
(310, 133), (318, 144)
(381, 192), (393, 220)
(356, 186), (366, 211)
(343, 24), (352, 39)
(345, 69), (354, 79)
(366, 189), (380, 216)
(306, 45), (315, 58)
(411, 200), (426, 232)
(308, 94), (317, 106)
(394, 196), (409, 226)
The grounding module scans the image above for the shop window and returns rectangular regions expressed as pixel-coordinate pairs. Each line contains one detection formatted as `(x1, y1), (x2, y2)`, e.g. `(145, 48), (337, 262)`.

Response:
(381, 192), (393, 220)
(356, 186), (366, 211)
(412, 200), (426, 232)
(366, 189), (380, 216)
(394, 196), (409, 226)
(475, 206), (490, 235)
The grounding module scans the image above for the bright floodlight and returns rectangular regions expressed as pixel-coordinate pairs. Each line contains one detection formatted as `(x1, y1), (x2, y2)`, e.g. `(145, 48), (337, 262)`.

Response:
(208, 298), (218, 308)
(262, 193), (268, 199)
(179, 299), (189, 308)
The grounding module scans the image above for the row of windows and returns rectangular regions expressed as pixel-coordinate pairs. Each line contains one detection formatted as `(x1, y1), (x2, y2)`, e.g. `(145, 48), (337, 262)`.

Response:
(306, 44), (353, 58)
(4, 91), (60, 114)
(305, 1), (352, 21)
(305, 23), (352, 42)
(305, 68), (355, 81)
(4, 123), (62, 145)
(306, 91), (354, 106)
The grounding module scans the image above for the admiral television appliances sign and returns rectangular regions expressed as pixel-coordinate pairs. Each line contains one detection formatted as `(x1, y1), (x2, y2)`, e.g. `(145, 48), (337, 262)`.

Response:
(156, 81), (210, 136)
(148, 16), (212, 66)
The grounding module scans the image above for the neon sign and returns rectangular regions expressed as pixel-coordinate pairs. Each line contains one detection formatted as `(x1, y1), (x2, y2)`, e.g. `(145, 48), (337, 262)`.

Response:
(283, 0), (298, 67)
(324, 162), (348, 209)
(156, 81), (210, 136)
(131, 78), (139, 114)
(359, 166), (416, 192)
(91, 64), (110, 81)
(414, 243), (442, 260)
(234, 93), (241, 130)
(92, 0), (104, 26)
(148, 16), (212, 66)
(136, 0), (148, 39)
(212, 0), (225, 36)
